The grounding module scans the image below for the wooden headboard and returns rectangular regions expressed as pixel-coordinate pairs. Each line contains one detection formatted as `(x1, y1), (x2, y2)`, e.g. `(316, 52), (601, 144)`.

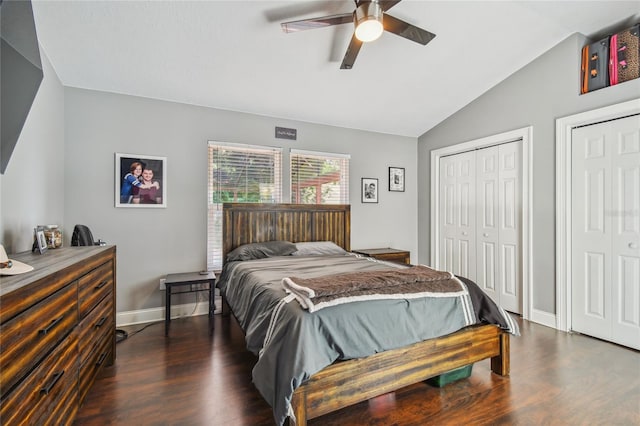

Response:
(222, 203), (351, 262)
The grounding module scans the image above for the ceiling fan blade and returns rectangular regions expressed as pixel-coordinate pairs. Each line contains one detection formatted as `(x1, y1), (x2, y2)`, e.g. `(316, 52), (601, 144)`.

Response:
(340, 34), (363, 69)
(383, 14), (436, 45)
(379, 0), (402, 12)
(281, 13), (353, 33)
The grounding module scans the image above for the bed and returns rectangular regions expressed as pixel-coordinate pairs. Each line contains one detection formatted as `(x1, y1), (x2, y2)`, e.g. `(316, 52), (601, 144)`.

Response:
(219, 203), (517, 426)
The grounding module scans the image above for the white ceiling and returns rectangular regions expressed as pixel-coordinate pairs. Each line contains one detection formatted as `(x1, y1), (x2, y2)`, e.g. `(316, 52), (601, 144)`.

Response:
(31, 1), (640, 137)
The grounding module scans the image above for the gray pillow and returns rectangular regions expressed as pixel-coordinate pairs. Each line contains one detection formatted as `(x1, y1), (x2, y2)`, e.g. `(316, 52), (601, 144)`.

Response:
(226, 241), (297, 262)
(291, 241), (347, 256)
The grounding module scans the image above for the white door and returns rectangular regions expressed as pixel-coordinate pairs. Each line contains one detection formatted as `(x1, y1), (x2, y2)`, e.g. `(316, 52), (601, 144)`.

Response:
(439, 151), (476, 279)
(475, 143), (522, 313)
(571, 114), (640, 349)
(497, 142), (522, 313)
(476, 146), (500, 302)
(440, 142), (522, 314)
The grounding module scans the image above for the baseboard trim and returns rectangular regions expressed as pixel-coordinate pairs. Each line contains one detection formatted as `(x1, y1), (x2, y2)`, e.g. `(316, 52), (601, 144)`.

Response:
(529, 308), (556, 329)
(118, 298), (558, 331)
(116, 297), (222, 327)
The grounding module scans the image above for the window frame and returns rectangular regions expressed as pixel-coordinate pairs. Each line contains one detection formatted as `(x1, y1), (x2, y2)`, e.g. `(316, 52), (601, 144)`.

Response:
(207, 141), (283, 270)
(290, 148), (350, 205)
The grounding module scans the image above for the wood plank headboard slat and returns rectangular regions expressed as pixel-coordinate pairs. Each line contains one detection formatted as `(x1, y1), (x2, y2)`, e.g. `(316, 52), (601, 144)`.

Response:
(222, 203), (351, 264)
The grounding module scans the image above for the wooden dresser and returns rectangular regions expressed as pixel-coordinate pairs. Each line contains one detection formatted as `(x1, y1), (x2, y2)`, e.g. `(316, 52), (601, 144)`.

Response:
(0, 246), (116, 425)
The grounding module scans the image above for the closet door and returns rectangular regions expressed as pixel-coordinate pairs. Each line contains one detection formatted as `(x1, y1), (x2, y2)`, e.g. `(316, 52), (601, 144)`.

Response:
(476, 142), (522, 313)
(476, 146), (500, 303)
(572, 121), (612, 340)
(611, 116), (640, 348)
(497, 142), (522, 313)
(571, 114), (640, 349)
(439, 151), (476, 279)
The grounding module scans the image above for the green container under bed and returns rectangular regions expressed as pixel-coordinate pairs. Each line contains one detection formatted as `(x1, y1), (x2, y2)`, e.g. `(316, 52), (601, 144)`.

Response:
(426, 364), (473, 387)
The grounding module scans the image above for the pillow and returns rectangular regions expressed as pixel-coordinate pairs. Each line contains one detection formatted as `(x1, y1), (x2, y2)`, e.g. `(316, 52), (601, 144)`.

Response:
(226, 241), (297, 262)
(291, 241), (347, 256)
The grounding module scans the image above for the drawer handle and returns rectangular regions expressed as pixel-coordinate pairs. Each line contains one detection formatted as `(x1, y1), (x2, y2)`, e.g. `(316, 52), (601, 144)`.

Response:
(96, 352), (108, 367)
(40, 370), (65, 395)
(95, 280), (109, 290)
(39, 315), (64, 335)
(95, 316), (107, 328)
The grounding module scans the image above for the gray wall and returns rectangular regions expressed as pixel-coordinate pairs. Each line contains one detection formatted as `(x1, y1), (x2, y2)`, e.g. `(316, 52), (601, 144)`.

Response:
(63, 88), (418, 313)
(1, 49), (65, 253)
(6, 31), (638, 320)
(417, 33), (640, 315)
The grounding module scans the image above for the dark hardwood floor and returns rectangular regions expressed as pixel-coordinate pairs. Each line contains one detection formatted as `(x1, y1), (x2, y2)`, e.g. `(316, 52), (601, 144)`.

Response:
(75, 314), (640, 426)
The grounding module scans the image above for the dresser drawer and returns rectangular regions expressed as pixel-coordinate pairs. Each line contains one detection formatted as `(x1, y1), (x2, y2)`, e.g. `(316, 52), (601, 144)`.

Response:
(78, 260), (113, 318)
(79, 336), (113, 403)
(0, 330), (79, 426)
(0, 283), (78, 398)
(78, 293), (114, 367)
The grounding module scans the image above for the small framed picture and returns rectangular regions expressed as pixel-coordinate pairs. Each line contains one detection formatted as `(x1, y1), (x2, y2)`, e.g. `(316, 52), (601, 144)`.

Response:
(34, 226), (48, 254)
(361, 178), (378, 203)
(389, 167), (405, 192)
(115, 153), (167, 208)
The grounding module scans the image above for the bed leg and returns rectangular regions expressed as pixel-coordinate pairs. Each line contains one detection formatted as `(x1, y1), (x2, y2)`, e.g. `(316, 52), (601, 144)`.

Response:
(290, 389), (307, 426)
(491, 332), (510, 376)
(221, 296), (231, 317)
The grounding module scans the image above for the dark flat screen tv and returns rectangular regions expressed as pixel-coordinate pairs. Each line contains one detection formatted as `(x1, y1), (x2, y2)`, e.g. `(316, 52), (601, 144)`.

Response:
(1, 0), (43, 174)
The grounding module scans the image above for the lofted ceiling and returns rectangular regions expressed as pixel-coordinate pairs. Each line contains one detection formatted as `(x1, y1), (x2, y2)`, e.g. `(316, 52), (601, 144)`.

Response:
(31, 1), (640, 137)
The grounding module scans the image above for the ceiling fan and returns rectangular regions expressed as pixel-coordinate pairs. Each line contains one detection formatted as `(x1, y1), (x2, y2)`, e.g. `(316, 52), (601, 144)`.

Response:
(280, 0), (436, 69)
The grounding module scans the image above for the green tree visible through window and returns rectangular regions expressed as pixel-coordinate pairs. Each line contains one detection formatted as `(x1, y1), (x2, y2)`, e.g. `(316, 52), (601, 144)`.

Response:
(207, 143), (282, 270)
(212, 148), (278, 203)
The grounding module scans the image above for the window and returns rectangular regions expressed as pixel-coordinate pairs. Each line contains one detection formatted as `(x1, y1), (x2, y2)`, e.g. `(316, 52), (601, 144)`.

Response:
(207, 142), (282, 270)
(290, 149), (350, 204)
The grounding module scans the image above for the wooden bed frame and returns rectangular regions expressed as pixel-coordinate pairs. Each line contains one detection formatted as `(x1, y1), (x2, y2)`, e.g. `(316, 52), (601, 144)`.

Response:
(222, 203), (510, 426)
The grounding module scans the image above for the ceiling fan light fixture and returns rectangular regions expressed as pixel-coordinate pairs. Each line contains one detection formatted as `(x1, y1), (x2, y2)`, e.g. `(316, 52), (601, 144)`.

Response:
(354, 2), (383, 42)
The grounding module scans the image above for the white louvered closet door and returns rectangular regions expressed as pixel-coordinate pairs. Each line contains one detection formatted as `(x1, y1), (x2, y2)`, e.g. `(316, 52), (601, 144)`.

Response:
(439, 151), (476, 279)
(571, 114), (640, 349)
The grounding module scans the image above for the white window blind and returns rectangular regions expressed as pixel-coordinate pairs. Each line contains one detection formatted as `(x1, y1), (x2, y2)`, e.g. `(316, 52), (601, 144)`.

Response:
(207, 142), (282, 271)
(290, 149), (349, 204)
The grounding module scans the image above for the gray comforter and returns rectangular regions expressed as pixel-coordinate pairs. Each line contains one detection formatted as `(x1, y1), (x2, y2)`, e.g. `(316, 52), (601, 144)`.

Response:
(217, 254), (518, 425)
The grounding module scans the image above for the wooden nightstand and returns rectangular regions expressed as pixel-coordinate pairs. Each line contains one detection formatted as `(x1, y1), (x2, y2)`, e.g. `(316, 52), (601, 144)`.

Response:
(352, 248), (411, 265)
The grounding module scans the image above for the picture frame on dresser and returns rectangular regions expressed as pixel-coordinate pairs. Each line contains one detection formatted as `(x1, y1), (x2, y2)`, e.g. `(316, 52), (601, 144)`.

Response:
(115, 152), (167, 208)
(361, 178), (378, 203)
(389, 167), (405, 192)
(33, 226), (47, 254)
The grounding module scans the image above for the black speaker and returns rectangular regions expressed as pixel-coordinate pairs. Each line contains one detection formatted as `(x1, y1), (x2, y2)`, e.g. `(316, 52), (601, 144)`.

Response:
(71, 225), (98, 246)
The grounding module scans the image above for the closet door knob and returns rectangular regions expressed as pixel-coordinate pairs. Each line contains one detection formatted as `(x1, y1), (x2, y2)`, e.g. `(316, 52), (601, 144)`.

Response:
(630, 243), (639, 249)
(462, 231), (468, 236)
(483, 233), (489, 237)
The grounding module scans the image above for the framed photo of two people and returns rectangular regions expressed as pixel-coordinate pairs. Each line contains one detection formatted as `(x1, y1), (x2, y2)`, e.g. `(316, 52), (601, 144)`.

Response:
(115, 153), (167, 208)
